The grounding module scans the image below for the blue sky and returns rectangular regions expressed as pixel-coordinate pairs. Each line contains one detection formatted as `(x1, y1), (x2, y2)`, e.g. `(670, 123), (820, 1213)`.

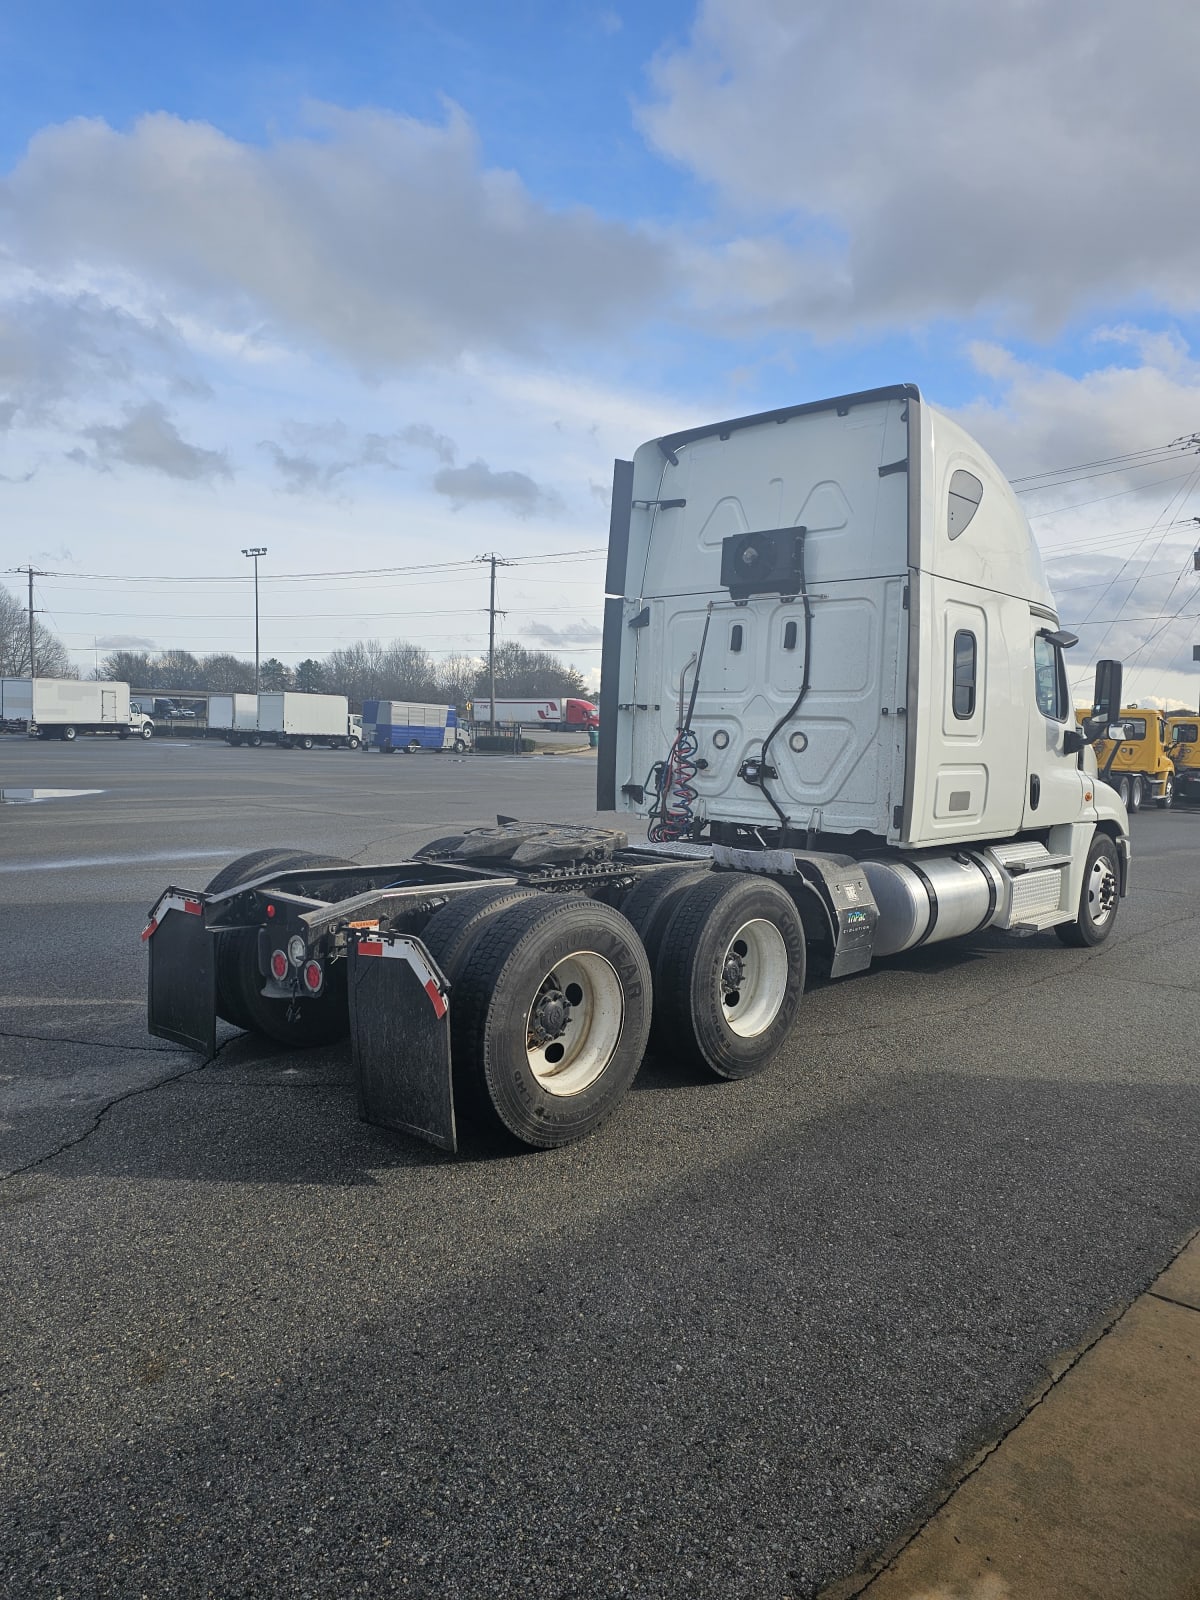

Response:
(2, 0), (1200, 701)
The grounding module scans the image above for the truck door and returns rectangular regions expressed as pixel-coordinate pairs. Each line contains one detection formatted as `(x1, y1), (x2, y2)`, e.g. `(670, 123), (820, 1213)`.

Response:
(1022, 625), (1087, 826)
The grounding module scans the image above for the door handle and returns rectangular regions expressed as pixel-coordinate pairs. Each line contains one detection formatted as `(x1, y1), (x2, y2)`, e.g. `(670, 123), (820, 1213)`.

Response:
(1029, 774), (1041, 810)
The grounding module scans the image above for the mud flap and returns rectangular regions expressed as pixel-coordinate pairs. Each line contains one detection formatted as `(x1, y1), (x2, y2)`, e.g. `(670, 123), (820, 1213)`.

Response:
(145, 896), (217, 1057)
(349, 933), (455, 1153)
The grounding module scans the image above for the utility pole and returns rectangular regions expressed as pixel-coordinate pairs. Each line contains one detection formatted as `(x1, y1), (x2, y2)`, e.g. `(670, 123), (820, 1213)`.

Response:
(242, 548), (268, 692)
(475, 553), (511, 732)
(8, 565), (49, 676)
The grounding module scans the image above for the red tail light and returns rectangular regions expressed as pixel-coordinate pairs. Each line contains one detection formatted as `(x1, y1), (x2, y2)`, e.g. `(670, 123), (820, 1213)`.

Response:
(302, 960), (324, 994)
(269, 949), (288, 981)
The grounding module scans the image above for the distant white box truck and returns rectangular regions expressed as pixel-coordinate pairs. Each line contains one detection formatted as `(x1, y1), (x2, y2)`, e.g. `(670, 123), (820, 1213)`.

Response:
(15, 678), (154, 740)
(256, 692), (355, 750)
(208, 693), (259, 743)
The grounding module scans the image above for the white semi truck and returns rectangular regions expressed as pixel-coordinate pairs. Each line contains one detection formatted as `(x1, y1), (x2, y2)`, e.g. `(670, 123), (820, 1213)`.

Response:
(7, 678), (154, 740)
(145, 383), (1130, 1155)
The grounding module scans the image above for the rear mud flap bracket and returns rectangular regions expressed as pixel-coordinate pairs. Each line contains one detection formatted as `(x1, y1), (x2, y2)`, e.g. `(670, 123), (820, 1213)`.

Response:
(349, 933), (456, 1153)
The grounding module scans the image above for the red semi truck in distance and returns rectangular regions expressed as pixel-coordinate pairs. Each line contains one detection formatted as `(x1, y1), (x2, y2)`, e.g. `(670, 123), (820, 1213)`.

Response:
(470, 697), (599, 731)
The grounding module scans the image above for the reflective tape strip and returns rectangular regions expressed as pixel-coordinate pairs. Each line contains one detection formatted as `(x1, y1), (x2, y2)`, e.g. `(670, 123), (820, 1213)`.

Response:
(354, 934), (448, 1018)
(142, 891), (205, 940)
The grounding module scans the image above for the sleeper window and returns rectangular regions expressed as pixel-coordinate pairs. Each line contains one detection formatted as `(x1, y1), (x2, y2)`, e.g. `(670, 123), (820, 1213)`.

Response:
(952, 630), (976, 719)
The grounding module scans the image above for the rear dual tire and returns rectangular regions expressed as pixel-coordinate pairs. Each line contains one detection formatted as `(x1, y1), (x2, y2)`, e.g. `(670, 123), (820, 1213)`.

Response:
(422, 892), (651, 1149)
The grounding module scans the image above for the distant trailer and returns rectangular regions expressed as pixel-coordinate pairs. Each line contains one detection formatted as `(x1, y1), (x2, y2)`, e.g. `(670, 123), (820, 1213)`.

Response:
(363, 700), (471, 754)
(255, 692), (356, 750)
(209, 694), (259, 743)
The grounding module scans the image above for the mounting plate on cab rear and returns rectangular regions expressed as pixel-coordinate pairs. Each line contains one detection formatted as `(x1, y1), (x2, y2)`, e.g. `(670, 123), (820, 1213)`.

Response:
(720, 527), (807, 600)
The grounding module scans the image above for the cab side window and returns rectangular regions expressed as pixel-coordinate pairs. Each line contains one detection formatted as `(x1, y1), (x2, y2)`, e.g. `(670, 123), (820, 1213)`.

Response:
(1033, 635), (1067, 721)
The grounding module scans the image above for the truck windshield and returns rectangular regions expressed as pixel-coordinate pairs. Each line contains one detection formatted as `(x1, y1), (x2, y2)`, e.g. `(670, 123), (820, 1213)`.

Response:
(1169, 723), (1197, 743)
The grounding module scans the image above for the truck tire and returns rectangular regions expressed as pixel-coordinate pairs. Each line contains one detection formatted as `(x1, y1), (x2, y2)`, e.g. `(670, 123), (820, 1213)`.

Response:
(454, 738), (468, 753)
(1157, 775), (1174, 810)
(1115, 774), (1131, 807)
(347, 736), (361, 751)
(443, 895), (651, 1149)
(205, 850), (352, 1035)
(141, 722), (153, 739)
(62, 725), (77, 741)
(249, 733), (262, 748)
(406, 740), (422, 754)
(1129, 775), (1144, 812)
(655, 874), (805, 1080)
(619, 865), (712, 1041)
(420, 886), (542, 982)
(300, 737), (314, 751)
(1055, 832), (1120, 948)
(117, 727), (130, 740)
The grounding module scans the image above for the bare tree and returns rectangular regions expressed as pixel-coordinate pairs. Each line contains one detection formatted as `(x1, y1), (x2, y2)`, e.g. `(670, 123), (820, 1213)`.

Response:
(475, 640), (589, 699)
(0, 585), (75, 677)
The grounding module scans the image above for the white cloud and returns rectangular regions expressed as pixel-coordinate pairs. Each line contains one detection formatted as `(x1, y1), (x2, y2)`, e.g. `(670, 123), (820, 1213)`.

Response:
(71, 400), (231, 481)
(2, 105), (670, 372)
(433, 458), (563, 517)
(639, 0), (1200, 333)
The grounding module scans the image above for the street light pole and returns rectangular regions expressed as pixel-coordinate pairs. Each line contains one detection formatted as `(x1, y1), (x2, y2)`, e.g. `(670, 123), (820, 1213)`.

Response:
(242, 547), (267, 692)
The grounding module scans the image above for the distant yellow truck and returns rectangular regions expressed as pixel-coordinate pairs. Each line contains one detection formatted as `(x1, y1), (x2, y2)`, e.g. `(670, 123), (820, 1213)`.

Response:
(1165, 713), (1200, 804)
(1085, 706), (1176, 811)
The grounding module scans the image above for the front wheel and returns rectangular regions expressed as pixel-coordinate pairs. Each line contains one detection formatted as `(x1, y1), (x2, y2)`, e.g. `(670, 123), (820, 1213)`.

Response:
(347, 736), (361, 751)
(141, 723), (154, 739)
(445, 896), (652, 1149)
(1055, 833), (1120, 948)
(654, 874), (806, 1079)
(299, 737), (314, 751)
(1157, 776), (1174, 810)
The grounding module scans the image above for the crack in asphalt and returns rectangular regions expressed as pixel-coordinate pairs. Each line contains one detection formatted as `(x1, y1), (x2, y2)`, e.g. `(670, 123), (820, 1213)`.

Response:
(0, 1027), (174, 1054)
(0, 1036), (240, 1183)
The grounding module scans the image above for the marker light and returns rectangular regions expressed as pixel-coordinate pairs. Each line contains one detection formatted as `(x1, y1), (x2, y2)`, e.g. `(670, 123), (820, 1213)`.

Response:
(269, 950), (289, 982)
(302, 960), (324, 995)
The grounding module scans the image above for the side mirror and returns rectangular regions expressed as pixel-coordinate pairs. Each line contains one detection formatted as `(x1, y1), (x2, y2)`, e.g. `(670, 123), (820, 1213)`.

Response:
(1062, 728), (1087, 756)
(1093, 659), (1123, 725)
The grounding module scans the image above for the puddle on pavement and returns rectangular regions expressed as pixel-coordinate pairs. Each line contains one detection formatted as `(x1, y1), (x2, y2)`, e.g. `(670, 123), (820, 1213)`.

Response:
(0, 788), (105, 804)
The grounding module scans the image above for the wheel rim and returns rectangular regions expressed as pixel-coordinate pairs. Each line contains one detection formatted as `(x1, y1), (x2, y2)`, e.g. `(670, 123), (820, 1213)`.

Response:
(1087, 853), (1118, 928)
(718, 918), (790, 1038)
(524, 951), (624, 1096)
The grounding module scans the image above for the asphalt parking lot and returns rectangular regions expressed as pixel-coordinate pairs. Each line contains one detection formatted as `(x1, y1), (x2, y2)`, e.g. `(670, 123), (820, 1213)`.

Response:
(2, 736), (1198, 1598)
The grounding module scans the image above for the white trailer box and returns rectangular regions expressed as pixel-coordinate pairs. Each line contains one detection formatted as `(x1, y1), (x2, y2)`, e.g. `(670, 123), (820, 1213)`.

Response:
(27, 679), (145, 740)
(208, 694), (258, 734)
(256, 691), (351, 749)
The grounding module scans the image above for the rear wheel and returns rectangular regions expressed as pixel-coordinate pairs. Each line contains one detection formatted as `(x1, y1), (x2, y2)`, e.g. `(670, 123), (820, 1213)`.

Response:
(406, 740), (421, 754)
(1055, 833), (1120, 947)
(117, 727), (130, 740)
(205, 850), (352, 1039)
(1115, 774), (1131, 807)
(444, 895), (651, 1149)
(62, 725), (77, 741)
(300, 737), (314, 751)
(249, 733), (262, 748)
(1129, 775), (1144, 812)
(620, 864), (711, 1041)
(1157, 775), (1174, 810)
(655, 874), (805, 1079)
